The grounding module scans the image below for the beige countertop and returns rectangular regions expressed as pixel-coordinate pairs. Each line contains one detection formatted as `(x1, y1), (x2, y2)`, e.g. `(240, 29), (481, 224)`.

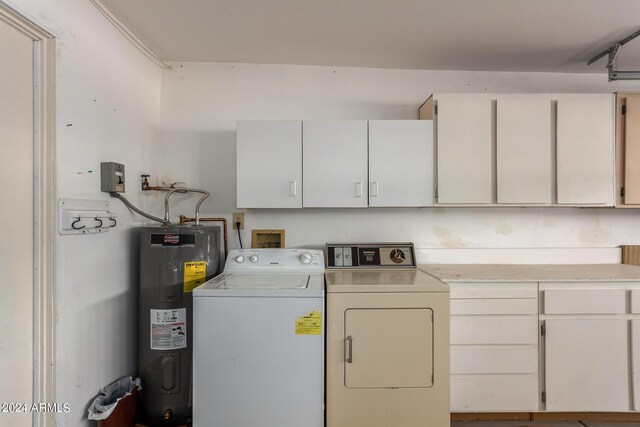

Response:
(419, 263), (640, 282)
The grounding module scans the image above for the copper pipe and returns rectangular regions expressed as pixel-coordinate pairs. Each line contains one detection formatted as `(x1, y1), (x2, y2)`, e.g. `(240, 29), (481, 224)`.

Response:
(180, 215), (228, 258)
(141, 180), (186, 192)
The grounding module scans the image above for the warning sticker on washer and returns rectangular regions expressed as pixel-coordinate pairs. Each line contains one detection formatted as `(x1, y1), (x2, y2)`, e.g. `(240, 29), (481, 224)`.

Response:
(295, 310), (322, 335)
(150, 308), (187, 350)
(183, 261), (206, 293)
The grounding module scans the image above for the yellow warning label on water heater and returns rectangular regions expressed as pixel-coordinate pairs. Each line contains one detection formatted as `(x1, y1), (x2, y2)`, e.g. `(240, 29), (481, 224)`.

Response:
(183, 261), (207, 293)
(295, 310), (322, 335)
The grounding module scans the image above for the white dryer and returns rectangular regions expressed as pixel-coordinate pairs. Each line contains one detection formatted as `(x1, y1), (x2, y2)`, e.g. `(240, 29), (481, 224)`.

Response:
(192, 248), (325, 427)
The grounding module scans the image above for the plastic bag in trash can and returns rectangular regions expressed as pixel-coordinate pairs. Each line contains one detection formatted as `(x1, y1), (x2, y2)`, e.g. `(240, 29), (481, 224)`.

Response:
(88, 376), (142, 420)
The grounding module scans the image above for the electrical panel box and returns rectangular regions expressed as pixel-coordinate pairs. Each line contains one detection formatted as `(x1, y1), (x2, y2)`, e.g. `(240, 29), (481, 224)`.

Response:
(101, 162), (125, 193)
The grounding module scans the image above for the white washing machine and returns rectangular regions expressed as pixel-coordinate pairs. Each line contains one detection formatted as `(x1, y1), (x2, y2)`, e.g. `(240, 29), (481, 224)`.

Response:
(192, 248), (325, 427)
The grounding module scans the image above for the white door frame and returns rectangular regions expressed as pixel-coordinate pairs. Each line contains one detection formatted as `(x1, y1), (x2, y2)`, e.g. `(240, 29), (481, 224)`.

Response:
(0, 3), (56, 426)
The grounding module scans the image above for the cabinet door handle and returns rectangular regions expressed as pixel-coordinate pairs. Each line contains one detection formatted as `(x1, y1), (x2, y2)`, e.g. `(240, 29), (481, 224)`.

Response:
(346, 335), (353, 363)
(371, 181), (379, 197)
(290, 181), (297, 197)
(356, 182), (362, 198)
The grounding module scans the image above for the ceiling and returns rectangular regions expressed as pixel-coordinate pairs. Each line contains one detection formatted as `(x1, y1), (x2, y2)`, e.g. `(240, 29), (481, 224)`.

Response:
(100, 0), (640, 73)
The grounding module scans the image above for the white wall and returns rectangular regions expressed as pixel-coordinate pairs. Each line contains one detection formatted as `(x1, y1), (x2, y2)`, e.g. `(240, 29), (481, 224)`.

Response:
(159, 63), (640, 263)
(6, 1), (161, 425)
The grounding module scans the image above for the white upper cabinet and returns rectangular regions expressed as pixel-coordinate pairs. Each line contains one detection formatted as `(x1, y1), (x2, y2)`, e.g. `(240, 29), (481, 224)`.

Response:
(236, 120), (302, 208)
(303, 121), (368, 208)
(496, 97), (552, 204)
(238, 93), (617, 209)
(436, 98), (493, 204)
(556, 94), (615, 205)
(368, 120), (434, 207)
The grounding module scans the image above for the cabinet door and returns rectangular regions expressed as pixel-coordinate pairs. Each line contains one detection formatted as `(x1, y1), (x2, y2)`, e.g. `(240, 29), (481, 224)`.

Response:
(632, 319), (640, 411)
(303, 121), (368, 207)
(236, 121), (302, 208)
(436, 98), (493, 204)
(545, 318), (629, 411)
(344, 308), (433, 388)
(556, 95), (614, 205)
(369, 120), (434, 207)
(624, 96), (640, 204)
(497, 97), (552, 204)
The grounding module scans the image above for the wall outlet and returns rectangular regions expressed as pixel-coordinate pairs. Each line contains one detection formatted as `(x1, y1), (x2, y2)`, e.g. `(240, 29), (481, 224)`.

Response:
(233, 212), (245, 230)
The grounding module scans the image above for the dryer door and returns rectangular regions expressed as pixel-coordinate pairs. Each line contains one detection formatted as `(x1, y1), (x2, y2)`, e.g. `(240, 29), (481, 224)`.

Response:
(344, 308), (433, 388)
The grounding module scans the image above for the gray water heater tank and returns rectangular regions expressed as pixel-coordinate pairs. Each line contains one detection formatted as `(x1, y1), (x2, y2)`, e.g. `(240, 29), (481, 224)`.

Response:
(138, 225), (221, 426)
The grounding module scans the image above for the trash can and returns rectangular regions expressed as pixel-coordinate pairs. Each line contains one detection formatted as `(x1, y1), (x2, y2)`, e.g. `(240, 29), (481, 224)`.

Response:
(88, 377), (141, 427)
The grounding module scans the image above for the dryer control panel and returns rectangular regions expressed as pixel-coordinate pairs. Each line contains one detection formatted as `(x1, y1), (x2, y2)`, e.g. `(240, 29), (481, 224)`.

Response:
(326, 243), (416, 269)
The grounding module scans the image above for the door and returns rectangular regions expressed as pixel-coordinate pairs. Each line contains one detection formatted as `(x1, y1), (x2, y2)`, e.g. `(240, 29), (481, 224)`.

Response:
(545, 319), (629, 411)
(303, 121), (368, 207)
(236, 120), (302, 208)
(368, 120), (434, 207)
(624, 96), (640, 204)
(496, 97), (552, 204)
(344, 308), (433, 388)
(436, 98), (493, 204)
(556, 95), (614, 205)
(0, 18), (34, 427)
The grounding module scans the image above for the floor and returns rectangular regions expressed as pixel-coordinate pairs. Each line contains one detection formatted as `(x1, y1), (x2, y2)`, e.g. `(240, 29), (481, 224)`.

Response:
(451, 423), (640, 427)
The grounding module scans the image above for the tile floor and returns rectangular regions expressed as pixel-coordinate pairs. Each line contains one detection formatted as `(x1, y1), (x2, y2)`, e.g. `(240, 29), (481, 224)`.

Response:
(451, 422), (640, 427)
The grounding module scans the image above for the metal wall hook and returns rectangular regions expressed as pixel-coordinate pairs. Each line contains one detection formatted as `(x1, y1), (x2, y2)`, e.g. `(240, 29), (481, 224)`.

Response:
(58, 199), (117, 235)
(109, 217), (117, 227)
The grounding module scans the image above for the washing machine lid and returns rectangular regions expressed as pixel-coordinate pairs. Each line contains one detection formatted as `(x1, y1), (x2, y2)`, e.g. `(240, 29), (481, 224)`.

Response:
(194, 273), (324, 297)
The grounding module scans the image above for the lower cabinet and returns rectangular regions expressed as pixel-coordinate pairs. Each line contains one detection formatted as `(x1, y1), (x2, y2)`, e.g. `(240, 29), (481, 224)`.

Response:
(540, 282), (640, 413)
(451, 280), (640, 413)
(632, 319), (640, 411)
(450, 282), (539, 412)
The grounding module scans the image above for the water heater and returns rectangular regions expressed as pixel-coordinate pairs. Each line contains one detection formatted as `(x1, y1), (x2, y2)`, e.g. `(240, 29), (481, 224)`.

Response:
(138, 225), (221, 426)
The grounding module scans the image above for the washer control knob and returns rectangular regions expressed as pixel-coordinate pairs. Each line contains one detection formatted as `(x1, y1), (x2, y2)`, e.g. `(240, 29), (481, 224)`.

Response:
(249, 255), (259, 263)
(235, 255), (245, 263)
(299, 252), (313, 264)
